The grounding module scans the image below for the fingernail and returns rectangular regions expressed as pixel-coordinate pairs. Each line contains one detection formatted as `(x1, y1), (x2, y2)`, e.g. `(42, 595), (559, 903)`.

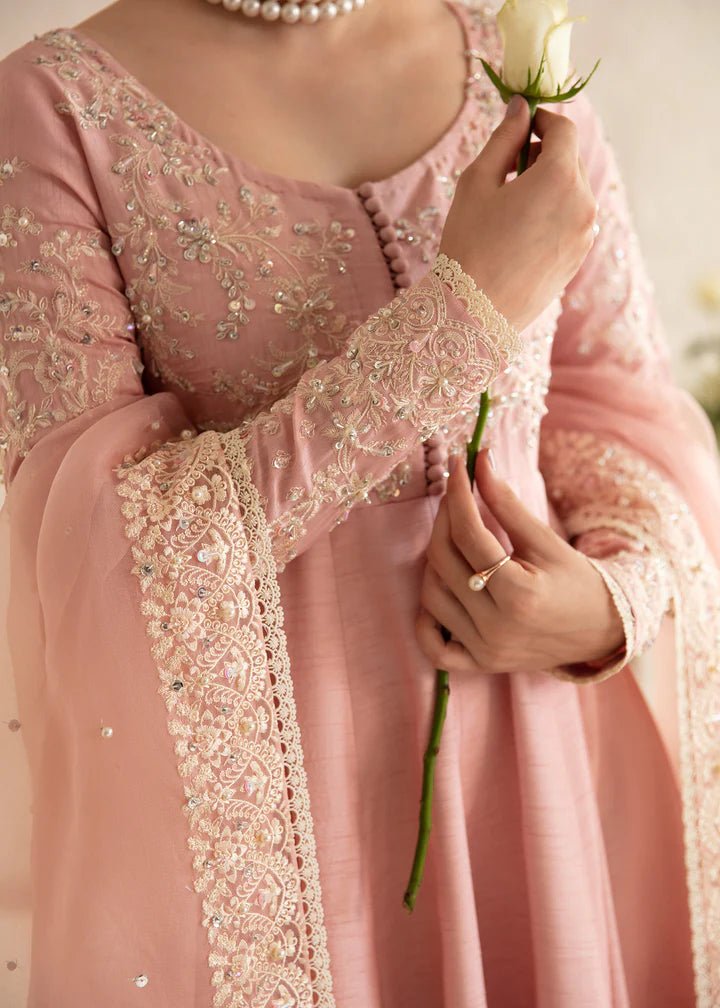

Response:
(487, 448), (497, 472)
(507, 94), (524, 118)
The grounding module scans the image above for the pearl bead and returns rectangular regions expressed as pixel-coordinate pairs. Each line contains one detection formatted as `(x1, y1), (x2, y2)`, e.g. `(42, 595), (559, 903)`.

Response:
(300, 3), (320, 21)
(339, 0), (354, 12)
(261, 0), (281, 19)
(100, 726), (114, 738)
(319, 1), (338, 18)
(222, 0), (243, 10)
(280, 2), (301, 21)
(133, 974), (149, 988)
(241, 0), (261, 13)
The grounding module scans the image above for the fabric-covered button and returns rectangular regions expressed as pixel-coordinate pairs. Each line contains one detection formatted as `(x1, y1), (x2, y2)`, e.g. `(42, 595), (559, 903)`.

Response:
(383, 241), (402, 259)
(357, 182), (375, 198)
(363, 196), (382, 214)
(390, 257), (408, 273)
(378, 226), (397, 242)
(372, 211), (391, 227)
(426, 463), (449, 482)
(426, 447), (446, 466)
(394, 274), (412, 287)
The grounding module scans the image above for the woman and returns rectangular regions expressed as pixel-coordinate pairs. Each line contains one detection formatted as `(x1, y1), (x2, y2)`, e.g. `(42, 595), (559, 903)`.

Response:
(0, 0), (718, 1004)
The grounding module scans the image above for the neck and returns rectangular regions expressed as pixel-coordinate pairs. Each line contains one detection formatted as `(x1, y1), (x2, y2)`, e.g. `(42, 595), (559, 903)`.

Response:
(104, 0), (444, 66)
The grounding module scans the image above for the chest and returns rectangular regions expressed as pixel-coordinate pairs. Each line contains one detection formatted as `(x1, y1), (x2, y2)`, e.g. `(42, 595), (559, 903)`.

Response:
(73, 0), (474, 191)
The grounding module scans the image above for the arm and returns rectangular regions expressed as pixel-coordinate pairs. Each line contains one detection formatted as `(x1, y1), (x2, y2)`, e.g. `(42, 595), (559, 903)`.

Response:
(218, 253), (522, 568)
(539, 92), (711, 683)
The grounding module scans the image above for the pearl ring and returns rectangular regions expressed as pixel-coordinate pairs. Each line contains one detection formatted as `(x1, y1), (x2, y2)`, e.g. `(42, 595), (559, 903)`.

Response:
(467, 554), (512, 592)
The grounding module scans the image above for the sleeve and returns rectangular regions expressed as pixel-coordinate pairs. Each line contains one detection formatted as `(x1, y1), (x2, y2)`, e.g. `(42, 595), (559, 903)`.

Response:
(538, 92), (720, 684)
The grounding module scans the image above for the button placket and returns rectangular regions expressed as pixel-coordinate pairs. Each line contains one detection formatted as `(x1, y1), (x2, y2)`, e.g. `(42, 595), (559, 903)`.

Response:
(357, 182), (412, 289)
(357, 181), (450, 496)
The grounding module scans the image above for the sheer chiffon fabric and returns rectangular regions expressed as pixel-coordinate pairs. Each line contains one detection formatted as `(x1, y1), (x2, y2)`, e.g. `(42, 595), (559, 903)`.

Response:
(1, 2), (719, 1006)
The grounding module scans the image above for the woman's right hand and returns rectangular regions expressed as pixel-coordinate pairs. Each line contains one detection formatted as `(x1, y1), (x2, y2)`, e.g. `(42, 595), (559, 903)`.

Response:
(438, 94), (598, 332)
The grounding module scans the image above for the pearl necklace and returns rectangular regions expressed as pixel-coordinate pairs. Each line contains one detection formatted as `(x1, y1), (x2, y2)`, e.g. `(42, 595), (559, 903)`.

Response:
(205, 0), (368, 24)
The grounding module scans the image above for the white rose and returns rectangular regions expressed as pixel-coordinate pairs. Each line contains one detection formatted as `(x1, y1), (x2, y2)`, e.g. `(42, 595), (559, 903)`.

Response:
(497, 0), (582, 95)
(697, 271), (720, 312)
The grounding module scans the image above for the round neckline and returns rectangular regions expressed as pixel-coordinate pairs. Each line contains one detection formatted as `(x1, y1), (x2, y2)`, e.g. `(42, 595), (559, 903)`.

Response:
(52, 0), (481, 203)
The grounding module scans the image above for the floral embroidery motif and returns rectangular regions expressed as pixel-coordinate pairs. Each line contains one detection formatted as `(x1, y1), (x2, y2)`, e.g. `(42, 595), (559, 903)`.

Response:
(432, 252), (521, 358)
(36, 29), (360, 410)
(0, 157), (28, 187)
(539, 429), (720, 1005)
(560, 169), (672, 369)
(116, 428), (334, 1007)
(0, 224), (137, 485)
(393, 206), (443, 265)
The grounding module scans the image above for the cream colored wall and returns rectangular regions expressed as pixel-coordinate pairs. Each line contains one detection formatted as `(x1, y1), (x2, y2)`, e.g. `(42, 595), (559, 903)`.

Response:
(2, 0), (720, 380)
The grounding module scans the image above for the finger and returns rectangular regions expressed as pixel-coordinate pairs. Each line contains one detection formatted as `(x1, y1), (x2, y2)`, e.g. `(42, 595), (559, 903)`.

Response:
(532, 106), (579, 166)
(415, 609), (483, 676)
(473, 93), (531, 189)
(421, 564), (487, 652)
(445, 457), (521, 603)
(525, 139), (542, 171)
(427, 493), (498, 612)
(473, 450), (561, 564)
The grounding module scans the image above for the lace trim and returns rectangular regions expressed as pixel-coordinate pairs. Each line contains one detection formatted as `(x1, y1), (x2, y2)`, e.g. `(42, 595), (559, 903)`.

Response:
(540, 428), (720, 1006)
(115, 428), (335, 1007)
(431, 251), (523, 363)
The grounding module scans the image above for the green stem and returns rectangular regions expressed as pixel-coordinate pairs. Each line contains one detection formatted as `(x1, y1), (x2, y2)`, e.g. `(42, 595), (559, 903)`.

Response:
(403, 397), (490, 912)
(516, 96), (538, 176)
(466, 389), (491, 484)
(404, 95), (536, 913)
(402, 664), (450, 912)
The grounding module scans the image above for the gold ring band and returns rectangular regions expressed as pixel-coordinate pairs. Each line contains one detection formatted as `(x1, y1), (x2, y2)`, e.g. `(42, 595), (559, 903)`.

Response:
(467, 554), (511, 592)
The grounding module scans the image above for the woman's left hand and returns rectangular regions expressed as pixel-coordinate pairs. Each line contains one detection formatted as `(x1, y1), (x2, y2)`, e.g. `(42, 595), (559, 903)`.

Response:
(415, 449), (626, 675)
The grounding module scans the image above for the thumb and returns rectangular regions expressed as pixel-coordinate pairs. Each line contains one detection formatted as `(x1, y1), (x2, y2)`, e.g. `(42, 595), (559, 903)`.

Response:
(474, 449), (560, 564)
(473, 94), (531, 189)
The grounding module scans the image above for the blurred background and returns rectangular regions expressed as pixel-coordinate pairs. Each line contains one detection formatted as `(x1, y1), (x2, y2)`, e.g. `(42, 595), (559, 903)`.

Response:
(2, 0), (720, 414)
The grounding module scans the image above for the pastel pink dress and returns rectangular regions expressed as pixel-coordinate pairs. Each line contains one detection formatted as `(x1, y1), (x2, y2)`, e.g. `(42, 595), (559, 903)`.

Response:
(1, 3), (720, 1007)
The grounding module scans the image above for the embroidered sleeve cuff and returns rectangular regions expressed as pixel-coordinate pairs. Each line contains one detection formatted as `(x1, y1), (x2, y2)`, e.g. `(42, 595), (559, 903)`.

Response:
(431, 252), (523, 366)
